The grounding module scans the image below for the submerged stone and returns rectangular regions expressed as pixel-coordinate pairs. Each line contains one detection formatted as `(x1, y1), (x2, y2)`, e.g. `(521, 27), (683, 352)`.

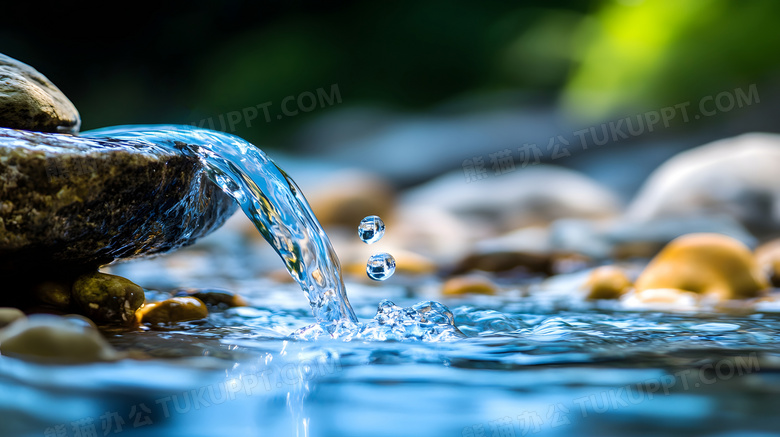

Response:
(442, 275), (498, 296)
(0, 128), (237, 301)
(0, 314), (118, 363)
(72, 272), (144, 325)
(137, 296), (209, 324)
(635, 233), (769, 300)
(584, 266), (632, 300)
(0, 53), (80, 134)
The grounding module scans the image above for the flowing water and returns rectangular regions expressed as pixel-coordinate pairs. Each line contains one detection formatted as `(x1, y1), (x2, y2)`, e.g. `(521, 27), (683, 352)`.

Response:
(1, 126), (779, 436)
(84, 125), (460, 341)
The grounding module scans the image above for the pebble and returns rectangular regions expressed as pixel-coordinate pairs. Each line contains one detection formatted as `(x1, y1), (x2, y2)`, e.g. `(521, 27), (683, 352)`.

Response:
(174, 289), (247, 308)
(402, 165), (620, 233)
(0, 53), (80, 133)
(137, 297), (209, 324)
(583, 266), (632, 300)
(72, 272), (145, 325)
(634, 233), (769, 300)
(755, 238), (780, 287)
(626, 133), (780, 238)
(0, 307), (25, 328)
(0, 314), (118, 363)
(442, 275), (499, 296)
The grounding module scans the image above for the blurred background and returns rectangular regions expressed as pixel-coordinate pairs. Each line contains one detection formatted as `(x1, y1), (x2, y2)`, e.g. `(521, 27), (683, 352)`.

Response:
(2, 0), (780, 234)
(4, 3), (780, 436)
(3, 0), (779, 192)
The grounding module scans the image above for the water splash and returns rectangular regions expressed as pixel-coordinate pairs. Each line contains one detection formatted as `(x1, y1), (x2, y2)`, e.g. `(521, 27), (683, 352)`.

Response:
(357, 215), (385, 244)
(83, 125), (461, 340)
(366, 253), (396, 281)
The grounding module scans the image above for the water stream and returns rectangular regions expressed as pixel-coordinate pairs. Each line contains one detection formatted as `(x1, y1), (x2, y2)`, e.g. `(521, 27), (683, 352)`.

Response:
(83, 125), (463, 341)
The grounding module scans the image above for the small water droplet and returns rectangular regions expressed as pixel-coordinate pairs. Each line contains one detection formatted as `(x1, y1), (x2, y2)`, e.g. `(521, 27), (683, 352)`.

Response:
(366, 253), (396, 281)
(358, 215), (385, 244)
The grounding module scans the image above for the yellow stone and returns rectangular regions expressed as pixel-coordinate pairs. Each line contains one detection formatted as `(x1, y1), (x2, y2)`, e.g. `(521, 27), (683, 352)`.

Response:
(635, 233), (769, 300)
(137, 297), (209, 324)
(755, 239), (780, 287)
(584, 266), (632, 300)
(442, 275), (498, 296)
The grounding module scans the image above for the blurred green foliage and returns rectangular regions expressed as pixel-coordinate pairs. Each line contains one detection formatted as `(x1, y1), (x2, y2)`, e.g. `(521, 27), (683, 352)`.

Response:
(1, 0), (779, 147)
(564, 0), (780, 121)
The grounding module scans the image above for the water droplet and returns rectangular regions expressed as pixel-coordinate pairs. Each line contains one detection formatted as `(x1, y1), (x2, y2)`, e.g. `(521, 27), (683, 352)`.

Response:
(366, 253), (396, 281)
(358, 215), (385, 244)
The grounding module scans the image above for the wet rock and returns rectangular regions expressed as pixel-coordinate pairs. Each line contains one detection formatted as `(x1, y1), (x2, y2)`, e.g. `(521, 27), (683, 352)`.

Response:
(626, 133), (780, 237)
(635, 233), (769, 300)
(583, 266), (632, 300)
(72, 272), (144, 325)
(0, 53), (80, 134)
(402, 165), (620, 233)
(137, 297), (209, 325)
(0, 128), (237, 292)
(451, 251), (554, 276)
(0, 307), (25, 328)
(174, 288), (247, 309)
(32, 281), (72, 309)
(442, 275), (499, 296)
(756, 239), (780, 287)
(549, 216), (756, 260)
(0, 314), (118, 363)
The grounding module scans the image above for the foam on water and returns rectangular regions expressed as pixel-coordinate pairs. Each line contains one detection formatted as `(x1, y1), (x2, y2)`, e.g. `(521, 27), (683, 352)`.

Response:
(84, 125), (461, 340)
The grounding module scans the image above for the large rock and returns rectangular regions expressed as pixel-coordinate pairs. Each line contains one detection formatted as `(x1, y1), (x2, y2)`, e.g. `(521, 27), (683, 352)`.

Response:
(0, 53), (80, 134)
(626, 133), (780, 237)
(0, 128), (237, 302)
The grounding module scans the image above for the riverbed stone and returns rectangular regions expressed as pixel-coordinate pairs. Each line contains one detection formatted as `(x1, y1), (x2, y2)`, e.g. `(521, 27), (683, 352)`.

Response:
(583, 266), (632, 300)
(755, 239), (780, 287)
(402, 165), (620, 233)
(0, 53), (80, 134)
(137, 296), (209, 324)
(634, 233), (769, 300)
(174, 288), (247, 309)
(72, 272), (144, 325)
(626, 133), (780, 237)
(0, 314), (118, 363)
(442, 275), (499, 296)
(0, 128), (237, 303)
(0, 308), (25, 328)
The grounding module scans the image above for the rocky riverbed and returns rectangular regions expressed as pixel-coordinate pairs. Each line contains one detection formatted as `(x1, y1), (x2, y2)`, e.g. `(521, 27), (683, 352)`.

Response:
(3, 53), (780, 436)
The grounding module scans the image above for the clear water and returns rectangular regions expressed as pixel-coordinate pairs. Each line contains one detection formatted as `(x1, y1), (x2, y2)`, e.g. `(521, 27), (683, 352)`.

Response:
(2, 126), (777, 436)
(86, 125), (358, 324)
(357, 215), (385, 244)
(365, 253), (396, 281)
(84, 125), (454, 339)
